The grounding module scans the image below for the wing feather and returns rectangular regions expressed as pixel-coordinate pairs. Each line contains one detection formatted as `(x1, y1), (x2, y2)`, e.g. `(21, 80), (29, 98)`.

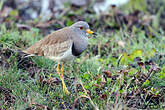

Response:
(23, 27), (73, 58)
(42, 39), (72, 57)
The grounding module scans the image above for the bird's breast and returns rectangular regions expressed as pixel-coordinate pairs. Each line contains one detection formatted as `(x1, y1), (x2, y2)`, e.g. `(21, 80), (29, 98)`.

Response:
(72, 37), (88, 56)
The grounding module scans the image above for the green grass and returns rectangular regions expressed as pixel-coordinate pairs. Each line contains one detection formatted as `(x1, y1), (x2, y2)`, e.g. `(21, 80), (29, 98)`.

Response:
(0, 0), (165, 109)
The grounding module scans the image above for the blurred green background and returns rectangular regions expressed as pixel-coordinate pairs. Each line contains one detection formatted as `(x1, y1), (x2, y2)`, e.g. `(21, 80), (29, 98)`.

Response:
(0, 0), (165, 109)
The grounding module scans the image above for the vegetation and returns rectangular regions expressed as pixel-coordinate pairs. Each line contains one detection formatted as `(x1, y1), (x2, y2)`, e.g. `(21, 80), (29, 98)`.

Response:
(0, 0), (165, 109)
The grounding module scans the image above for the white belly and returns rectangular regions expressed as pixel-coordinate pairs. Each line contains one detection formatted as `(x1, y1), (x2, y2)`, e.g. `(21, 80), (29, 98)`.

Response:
(47, 46), (75, 62)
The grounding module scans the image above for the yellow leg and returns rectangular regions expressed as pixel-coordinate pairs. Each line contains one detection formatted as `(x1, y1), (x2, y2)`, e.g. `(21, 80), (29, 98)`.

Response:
(57, 63), (61, 79)
(61, 62), (69, 94)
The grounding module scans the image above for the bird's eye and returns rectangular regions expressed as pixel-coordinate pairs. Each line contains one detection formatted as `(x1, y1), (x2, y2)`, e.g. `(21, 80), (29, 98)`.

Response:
(80, 27), (84, 30)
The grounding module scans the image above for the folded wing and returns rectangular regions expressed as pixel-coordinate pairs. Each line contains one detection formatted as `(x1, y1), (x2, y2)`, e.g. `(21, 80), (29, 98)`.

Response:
(23, 27), (73, 59)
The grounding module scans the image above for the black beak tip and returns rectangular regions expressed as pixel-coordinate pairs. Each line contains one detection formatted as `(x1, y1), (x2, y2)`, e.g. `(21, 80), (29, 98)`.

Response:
(93, 33), (97, 36)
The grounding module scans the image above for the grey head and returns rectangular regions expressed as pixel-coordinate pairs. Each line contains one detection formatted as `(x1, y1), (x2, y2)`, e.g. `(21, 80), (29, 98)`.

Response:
(69, 21), (92, 37)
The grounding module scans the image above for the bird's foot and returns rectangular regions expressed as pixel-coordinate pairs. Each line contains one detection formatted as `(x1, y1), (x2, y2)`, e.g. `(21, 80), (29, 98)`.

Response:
(62, 80), (70, 95)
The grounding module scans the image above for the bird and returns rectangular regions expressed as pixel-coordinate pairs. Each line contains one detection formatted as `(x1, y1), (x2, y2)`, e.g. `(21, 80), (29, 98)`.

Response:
(23, 21), (96, 94)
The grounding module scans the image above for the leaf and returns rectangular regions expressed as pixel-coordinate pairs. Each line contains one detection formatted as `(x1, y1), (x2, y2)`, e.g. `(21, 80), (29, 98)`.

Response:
(143, 79), (150, 86)
(84, 85), (90, 89)
(66, 20), (74, 26)
(76, 58), (81, 63)
(82, 73), (90, 80)
(130, 49), (143, 60)
(128, 68), (138, 75)
(160, 72), (165, 79)
(98, 58), (104, 62)
(9, 10), (18, 17)
(120, 52), (128, 65)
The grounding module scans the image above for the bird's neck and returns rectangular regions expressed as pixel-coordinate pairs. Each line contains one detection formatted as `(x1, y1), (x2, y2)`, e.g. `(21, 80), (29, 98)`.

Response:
(72, 35), (88, 56)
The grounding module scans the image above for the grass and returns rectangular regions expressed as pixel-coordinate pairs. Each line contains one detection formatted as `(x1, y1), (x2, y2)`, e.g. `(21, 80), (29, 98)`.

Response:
(0, 0), (165, 109)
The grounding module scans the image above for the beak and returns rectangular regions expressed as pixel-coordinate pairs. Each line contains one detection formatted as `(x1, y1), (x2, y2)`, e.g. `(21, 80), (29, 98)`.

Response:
(86, 29), (97, 35)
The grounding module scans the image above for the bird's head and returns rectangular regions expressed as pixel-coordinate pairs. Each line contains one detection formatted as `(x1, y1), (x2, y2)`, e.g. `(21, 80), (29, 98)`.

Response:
(70, 21), (97, 37)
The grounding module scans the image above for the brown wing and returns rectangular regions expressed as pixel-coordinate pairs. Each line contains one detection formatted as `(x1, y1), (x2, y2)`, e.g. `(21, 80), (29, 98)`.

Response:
(23, 27), (73, 57)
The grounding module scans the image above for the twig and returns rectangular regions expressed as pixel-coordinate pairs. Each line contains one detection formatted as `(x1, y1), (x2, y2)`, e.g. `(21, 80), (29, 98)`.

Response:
(72, 95), (99, 110)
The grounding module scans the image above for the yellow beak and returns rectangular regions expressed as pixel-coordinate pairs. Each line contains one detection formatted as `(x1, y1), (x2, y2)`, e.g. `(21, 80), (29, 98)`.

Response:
(86, 29), (94, 34)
